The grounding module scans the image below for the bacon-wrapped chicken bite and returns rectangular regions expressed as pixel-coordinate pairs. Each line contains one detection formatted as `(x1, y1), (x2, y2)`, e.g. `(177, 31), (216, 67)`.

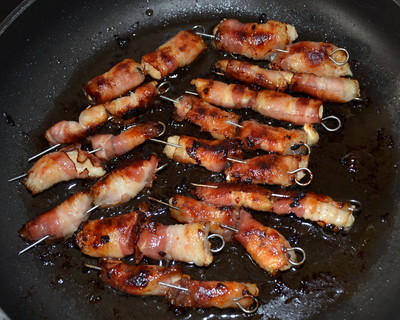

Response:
(142, 30), (207, 80)
(195, 183), (357, 231)
(24, 145), (106, 195)
(191, 78), (323, 125)
(269, 41), (353, 77)
(225, 154), (309, 186)
(75, 211), (145, 258)
(103, 81), (158, 119)
(235, 210), (294, 275)
(163, 135), (244, 172)
(212, 19), (297, 60)
(19, 192), (93, 243)
(289, 73), (360, 103)
(91, 154), (158, 208)
(195, 182), (276, 212)
(173, 95), (240, 140)
(166, 278), (259, 310)
(88, 122), (164, 161)
(238, 120), (319, 154)
(214, 59), (292, 91)
(45, 105), (109, 145)
(169, 195), (240, 241)
(215, 59), (360, 103)
(137, 222), (213, 267)
(98, 259), (185, 296)
(83, 59), (145, 104)
(272, 192), (356, 231)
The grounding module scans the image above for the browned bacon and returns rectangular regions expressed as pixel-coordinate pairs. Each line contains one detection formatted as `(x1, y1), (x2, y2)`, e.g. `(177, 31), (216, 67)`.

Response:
(19, 192), (93, 243)
(169, 195), (240, 241)
(195, 183), (356, 230)
(163, 135), (244, 172)
(75, 211), (145, 258)
(142, 30), (207, 80)
(195, 182), (276, 212)
(91, 154), (158, 208)
(137, 222), (213, 267)
(98, 259), (185, 296)
(24, 145), (106, 195)
(191, 78), (323, 125)
(214, 59), (292, 91)
(212, 19), (297, 60)
(238, 120), (319, 154)
(215, 59), (360, 102)
(45, 105), (109, 145)
(167, 277), (259, 310)
(235, 210), (294, 275)
(103, 81), (158, 119)
(88, 122), (163, 161)
(269, 41), (353, 77)
(225, 154), (309, 186)
(83, 59), (145, 104)
(173, 94), (240, 139)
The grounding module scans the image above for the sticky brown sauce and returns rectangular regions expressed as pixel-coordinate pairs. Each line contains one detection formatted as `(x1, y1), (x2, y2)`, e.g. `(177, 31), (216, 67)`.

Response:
(19, 17), (396, 320)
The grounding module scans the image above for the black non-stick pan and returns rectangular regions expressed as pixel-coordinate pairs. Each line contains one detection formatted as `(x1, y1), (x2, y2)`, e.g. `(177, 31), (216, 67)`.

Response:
(1, 0), (399, 319)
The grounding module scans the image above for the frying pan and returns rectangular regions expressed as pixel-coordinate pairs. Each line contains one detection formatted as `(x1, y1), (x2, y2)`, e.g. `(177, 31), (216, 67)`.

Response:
(0, 0), (399, 319)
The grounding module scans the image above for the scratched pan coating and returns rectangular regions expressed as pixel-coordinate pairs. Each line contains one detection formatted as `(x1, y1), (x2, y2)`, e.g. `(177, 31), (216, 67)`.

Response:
(0, 0), (399, 319)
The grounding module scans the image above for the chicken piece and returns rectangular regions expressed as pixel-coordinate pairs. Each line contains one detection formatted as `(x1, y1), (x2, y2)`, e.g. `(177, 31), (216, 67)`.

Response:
(24, 145), (106, 194)
(83, 59), (145, 104)
(142, 30), (207, 80)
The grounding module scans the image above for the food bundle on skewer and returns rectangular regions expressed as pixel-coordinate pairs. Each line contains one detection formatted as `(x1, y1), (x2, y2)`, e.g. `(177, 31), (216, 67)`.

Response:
(15, 16), (363, 314)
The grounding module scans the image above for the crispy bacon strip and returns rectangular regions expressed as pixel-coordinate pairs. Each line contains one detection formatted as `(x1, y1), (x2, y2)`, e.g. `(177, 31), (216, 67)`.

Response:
(75, 211), (145, 258)
(173, 94), (240, 139)
(142, 30), (207, 80)
(269, 41), (353, 77)
(235, 210), (293, 275)
(83, 59), (145, 104)
(215, 59), (360, 102)
(98, 259), (185, 296)
(212, 19), (297, 60)
(225, 154), (309, 186)
(191, 78), (323, 125)
(169, 195), (240, 241)
(167, 277), (259, 310)
(24, 145), (106, 194)
(103, 81), (158, 119)
(88, 122), (163, 161)
(91, 154), (158, 208)
(163, 135), (244, 172)
(195, 183), (356, 230)
(19, 192), (93, 243)
(137, 222), (213, 267)
(238, 120), (319, 154)
(45, 105), (109, 145)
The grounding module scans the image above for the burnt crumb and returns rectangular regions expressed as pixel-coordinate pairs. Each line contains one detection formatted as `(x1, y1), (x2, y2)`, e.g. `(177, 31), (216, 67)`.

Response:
(258, 13), (268, 24)
(158, 251), (166, 257)
(340, 153), (359, 174)
(3, 112), (15, 126)
(290, 191), (306, 207)
(126, 270), (150, 288)
(86, 293), (102, 304)
(114, 34), (129, 48)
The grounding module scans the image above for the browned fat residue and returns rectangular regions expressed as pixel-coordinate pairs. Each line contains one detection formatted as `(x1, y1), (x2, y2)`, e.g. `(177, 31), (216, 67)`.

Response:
(306, 46), (329, 65)
(125, 270), (150, 288)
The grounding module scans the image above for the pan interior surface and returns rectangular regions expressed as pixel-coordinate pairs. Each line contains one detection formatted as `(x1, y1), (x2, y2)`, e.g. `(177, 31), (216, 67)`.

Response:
(0, 0), (399, 319)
